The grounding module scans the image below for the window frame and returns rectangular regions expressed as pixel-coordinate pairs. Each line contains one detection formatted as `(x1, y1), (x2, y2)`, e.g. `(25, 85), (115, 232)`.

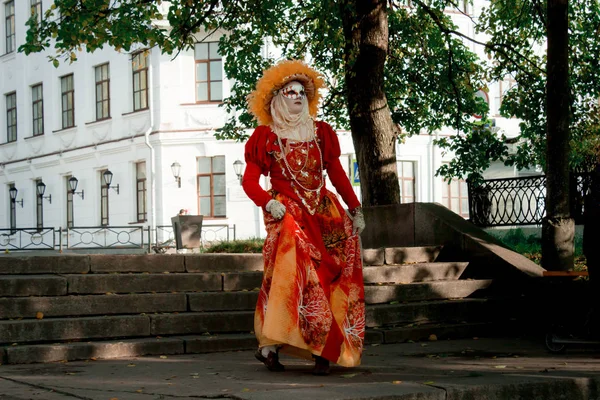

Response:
(30, 0), (42, 25)
(94, 63), (111, 121)
(132, 51), (149, 112)
(136, 161), (147, 222)
(443, 177), (470, 218)
(9, 183), (16, 233)
(194, 42), (223, 103)
(6, 91), (17, 143)
(35, 179), (43, 231)
(66, 175), (74, 229)
(100, 170), (109, 226)
(196, 156), (226, 218)
(5, 1), (15, 54)
(31, 83), (44, 136)
(60, 74), (75, 129)
(397, 160), (416, 203)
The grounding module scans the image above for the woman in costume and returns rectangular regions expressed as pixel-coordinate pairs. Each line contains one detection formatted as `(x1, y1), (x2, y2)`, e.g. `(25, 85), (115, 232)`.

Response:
(242, 60), (366, 375)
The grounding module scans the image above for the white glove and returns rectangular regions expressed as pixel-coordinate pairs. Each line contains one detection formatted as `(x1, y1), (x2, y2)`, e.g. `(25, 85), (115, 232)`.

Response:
(350, 207), (365, 235)
(266, 199), (286, 220)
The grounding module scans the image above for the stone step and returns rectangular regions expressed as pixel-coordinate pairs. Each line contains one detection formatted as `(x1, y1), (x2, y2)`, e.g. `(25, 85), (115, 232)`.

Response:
(0, 315), (151, 344)
(0, 255), (90, 274)
(368, 321), (516, 344)
(383, 246), (443, 264)
(150, 311), (255, 336)
(189, 291), (259, 312)
(0, 275), (67, 297)
(0, 293), (187, 319)
(0, 319), (515, 365)
(66, 273), (222, 294)
(364, 279), (492, 304)
(363, 262), (469, 284)
(366, 298), (492, 328)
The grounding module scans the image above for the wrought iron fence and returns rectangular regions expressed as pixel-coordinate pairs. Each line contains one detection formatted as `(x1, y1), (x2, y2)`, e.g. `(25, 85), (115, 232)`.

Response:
(468, 173), (592, 227)
(0, 228), (55, 251)
(154, 224), (236, 251)
(65, 226), (145, 249)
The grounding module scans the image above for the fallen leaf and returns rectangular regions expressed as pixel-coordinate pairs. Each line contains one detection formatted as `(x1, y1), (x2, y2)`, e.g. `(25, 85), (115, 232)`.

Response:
(36, 312), (44, 320)
(422, 381), (435, 385)
(90, 357), (97, 361)
(494, 365), (506, 369)
(136, 389), (143, 393)
(420, 343), (428, 347)
(127, 363), (136, 367)
(341, 373), (358, 378)
(392, 380), (402, 384)
(160, 355), (168, 359)
(428, 334), (438, 341)
(242, 388), (250, 392)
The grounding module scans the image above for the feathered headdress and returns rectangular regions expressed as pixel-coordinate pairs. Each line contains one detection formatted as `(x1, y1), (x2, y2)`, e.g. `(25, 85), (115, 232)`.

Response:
(248, 60), (325, 126)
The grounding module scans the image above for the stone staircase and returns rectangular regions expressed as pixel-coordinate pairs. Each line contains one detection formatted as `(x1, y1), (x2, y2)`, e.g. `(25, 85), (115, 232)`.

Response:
(0, 248), (520, 364)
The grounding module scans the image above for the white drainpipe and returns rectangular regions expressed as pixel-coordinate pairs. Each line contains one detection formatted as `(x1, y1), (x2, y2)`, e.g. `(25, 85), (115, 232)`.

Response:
(144, 62), (156, 247)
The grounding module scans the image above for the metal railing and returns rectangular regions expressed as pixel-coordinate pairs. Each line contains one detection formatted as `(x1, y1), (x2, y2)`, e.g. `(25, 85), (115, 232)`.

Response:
(468, 173), (592, 227)
(154, 224), (236, 251)
(0, 228), (55, 251)
(64, 226), (145, 249)
(0, 223), (236, 252)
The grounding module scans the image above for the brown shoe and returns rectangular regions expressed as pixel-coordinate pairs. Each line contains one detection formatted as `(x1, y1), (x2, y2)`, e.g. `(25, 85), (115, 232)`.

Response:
(312, 355), (330, 376)
(255, 349), (285, 372)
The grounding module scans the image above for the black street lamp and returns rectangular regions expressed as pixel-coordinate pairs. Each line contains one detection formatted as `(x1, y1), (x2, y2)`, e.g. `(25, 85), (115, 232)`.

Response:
(36, 181), (52, 204)
(103, 170), (119, 194)
(171, 162), (181, 188)
(233, 159), (245, 185)
(9, 186), (23, 208)
(68, 176), (85, 199)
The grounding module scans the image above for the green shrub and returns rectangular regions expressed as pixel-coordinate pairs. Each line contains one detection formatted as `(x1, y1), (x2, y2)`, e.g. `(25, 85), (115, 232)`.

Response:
(202, 238), (265, 253)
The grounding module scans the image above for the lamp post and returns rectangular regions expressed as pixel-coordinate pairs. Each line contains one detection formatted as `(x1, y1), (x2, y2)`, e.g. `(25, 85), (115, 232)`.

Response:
(68, 176), (85, 199)
(233, 160), (245, 185)
(103, 170), (119, 194)
(9, 186), (23, 207)
(171, 162), (181, 188)
(36, 181), (52, 204)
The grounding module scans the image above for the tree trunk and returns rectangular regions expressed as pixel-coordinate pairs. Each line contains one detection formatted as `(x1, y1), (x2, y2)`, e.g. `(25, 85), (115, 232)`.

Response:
(340, 0), (400, 207)
(542, 0), (574, 271)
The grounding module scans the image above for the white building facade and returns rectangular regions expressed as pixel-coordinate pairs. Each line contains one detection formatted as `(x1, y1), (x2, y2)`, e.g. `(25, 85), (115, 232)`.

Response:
(0, 1), (523, 247)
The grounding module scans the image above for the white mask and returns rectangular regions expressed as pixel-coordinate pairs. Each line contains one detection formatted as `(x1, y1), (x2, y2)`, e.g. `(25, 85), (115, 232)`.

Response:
(279, 81), (305, 115)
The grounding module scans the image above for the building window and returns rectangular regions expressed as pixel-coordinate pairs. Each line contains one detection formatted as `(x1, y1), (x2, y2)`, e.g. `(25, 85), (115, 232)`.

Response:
(5, 1), (15, 54)
(443, 178), (469, 218)
(66, 175), (74, 229)
(136, 161), (147, 222)
(197, 156), (226, 217)
(132, 51), (148, 111)
(30, 0), (42, 24)
(6, 92), (16, 142)
(100, 170), (109, 226)
(8, 183), (16, 233)
(61, 74), (75, 129)
(397, 161), (416, 203)
(95, 63), (110, 120)
(32, 84), (44, 136)
(35, 179), (43, 230)
(494, 77), (516, 116)
(194, 42), (222, 102)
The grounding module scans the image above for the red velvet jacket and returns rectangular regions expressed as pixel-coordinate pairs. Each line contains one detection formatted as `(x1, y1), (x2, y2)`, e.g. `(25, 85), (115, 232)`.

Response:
(242, 121), (360, 212)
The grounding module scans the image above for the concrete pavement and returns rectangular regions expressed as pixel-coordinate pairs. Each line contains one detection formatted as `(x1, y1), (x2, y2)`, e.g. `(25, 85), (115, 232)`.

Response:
(1, 337), (599, 400)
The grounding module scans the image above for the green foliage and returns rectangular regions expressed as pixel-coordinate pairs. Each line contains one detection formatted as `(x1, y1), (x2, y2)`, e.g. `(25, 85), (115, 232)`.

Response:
(471, 0), (600, 174)
(490, 228), (584, 258)
(21, 0), (600, 180)
(202, 238), (264, 253)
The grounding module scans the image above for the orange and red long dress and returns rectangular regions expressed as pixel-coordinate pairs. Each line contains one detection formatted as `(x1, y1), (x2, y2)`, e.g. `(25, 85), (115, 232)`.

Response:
(242, 121), (365, 367)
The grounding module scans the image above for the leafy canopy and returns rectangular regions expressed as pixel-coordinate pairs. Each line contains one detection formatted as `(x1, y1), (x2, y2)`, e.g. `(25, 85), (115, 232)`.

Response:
(23, 0), (598, 182)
